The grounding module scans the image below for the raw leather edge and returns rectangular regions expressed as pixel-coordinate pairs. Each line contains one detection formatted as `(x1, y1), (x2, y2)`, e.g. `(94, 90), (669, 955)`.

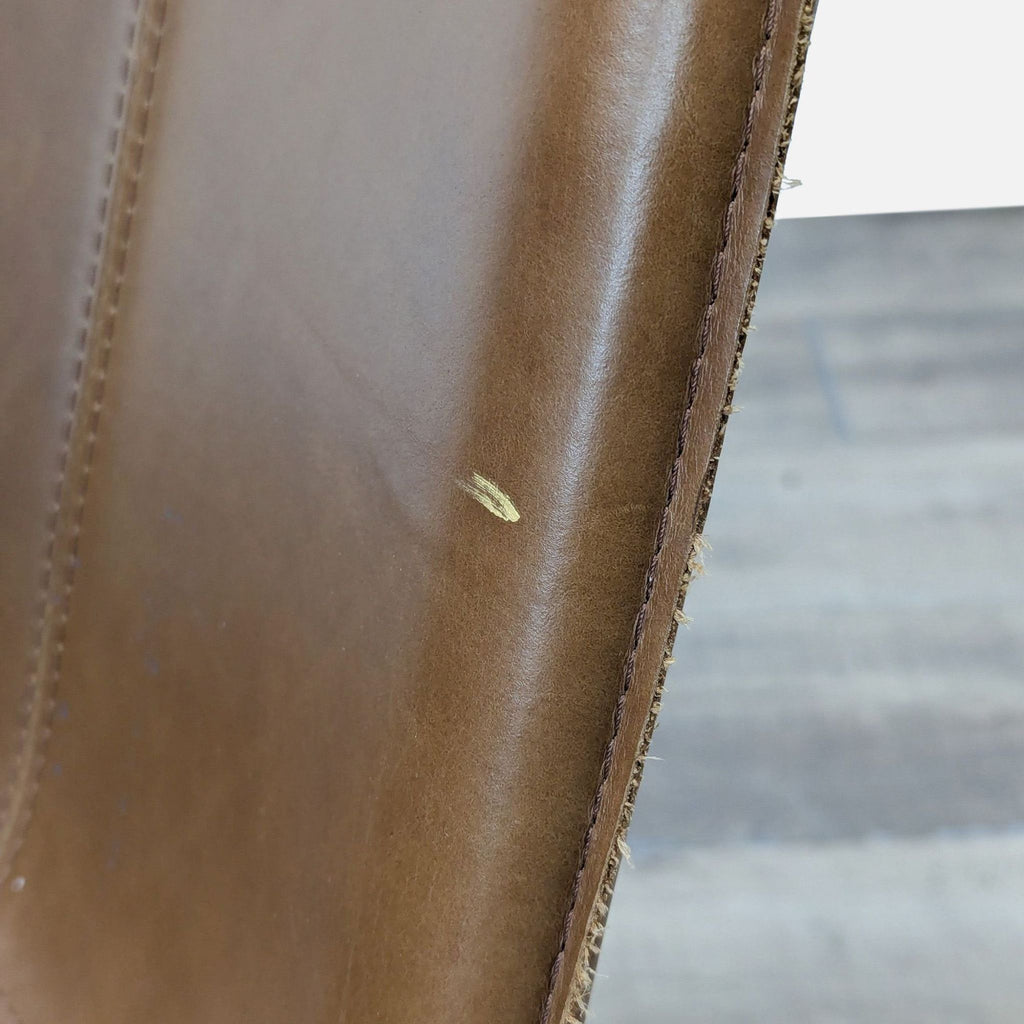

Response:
(545, 1), (818, 1020)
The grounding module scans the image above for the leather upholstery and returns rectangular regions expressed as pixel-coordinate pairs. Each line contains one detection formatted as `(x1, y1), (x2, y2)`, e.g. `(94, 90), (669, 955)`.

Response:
(0, 0), (813, 1020)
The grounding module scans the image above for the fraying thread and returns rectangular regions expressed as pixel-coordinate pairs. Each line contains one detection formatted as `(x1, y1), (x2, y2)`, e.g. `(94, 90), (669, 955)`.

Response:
(547, 0), (818, 1019)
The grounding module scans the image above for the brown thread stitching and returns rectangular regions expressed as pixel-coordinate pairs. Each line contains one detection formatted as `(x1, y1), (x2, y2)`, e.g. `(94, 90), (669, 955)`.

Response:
(0, 0), (167, 879)
(0, 0), (144, 873)
(538, 1), (782, 1020)
(557, 4), (818, 1018)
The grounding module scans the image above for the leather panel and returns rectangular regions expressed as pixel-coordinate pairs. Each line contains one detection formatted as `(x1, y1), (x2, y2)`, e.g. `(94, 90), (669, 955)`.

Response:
(0, 0), (135, 859)
(0, 0), (811, 1020)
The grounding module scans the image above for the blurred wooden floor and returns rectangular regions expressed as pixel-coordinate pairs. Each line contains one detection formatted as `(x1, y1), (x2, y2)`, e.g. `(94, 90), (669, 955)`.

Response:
(588, 207), (1024, 1023)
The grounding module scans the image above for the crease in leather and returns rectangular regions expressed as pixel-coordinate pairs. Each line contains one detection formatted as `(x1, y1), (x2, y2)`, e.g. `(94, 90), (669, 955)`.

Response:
(0, 0), (167, 884)
(557, 3), (819, 1019)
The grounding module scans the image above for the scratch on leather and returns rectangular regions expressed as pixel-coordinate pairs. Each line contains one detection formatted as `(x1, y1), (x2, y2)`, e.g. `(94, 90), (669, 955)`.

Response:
(457, 471), (521, 523)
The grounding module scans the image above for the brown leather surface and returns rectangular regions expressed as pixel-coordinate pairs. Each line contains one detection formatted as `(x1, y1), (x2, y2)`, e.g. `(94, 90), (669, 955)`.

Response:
(0, 1), (811, 1021)
(0, 0), (131, 858)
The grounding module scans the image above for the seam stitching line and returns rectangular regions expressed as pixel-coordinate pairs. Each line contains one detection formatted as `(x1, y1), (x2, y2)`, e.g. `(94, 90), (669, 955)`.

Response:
(559, 3), (817, 1018)
(0, 0), (167, 879)
(538, 1), (782, 1019)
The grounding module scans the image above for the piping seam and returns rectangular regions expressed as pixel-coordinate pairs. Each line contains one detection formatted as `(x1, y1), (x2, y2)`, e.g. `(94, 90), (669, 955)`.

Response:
(0, 0), (168, 879)
(538, 1), (782, 1020)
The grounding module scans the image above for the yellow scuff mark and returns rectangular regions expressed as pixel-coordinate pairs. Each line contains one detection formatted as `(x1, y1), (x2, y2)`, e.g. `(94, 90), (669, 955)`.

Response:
(457, 471), (520, 523)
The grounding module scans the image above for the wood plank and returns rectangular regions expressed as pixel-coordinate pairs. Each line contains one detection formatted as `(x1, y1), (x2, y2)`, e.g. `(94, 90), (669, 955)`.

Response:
(592, 835), (1024, 1024)
(588, 207), (1024, 1019)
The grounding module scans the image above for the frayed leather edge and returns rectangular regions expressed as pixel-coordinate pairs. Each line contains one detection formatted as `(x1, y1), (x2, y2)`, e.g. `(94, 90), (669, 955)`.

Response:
(0, 0), (168, 885)
(550, 1), (818, 1020)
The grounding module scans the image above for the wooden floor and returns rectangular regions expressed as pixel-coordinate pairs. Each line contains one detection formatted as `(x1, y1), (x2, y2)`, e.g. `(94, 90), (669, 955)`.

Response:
(588, 208), (1024, 1023)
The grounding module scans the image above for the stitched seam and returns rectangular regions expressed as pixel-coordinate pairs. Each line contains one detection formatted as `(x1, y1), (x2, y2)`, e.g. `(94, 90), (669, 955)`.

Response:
(538, 1), (782, 1019)
(557, 3), (818, 1018)
(0, 0), (167, 879)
